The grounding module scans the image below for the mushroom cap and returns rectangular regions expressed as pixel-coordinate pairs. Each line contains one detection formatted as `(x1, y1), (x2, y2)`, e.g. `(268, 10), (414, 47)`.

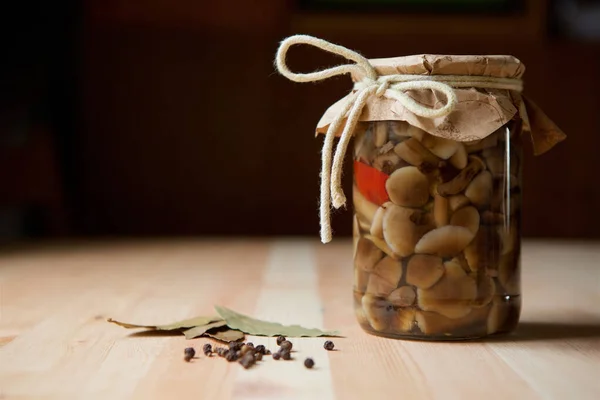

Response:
(373, 121), (389, 147)
(366, 256), (403, 297)
(450, 206), (480, 235)
(464, 226), (502, 273)
(370, 203), (391, 239)
(388, 286), (417, 307)
(394, 138), (440, 167)
(385, 166), (430, 207)
(389, 308), (417, 332)
(449, 143), (468, 169)
(465, 170), (493, 207)
(417, 260), (477, 319)
(406, 254), (445, 289)
(383, 205), (434, 257)
(415, 305), (490, 335)
(422, 134), (460, 160)
(433, 194), (449, 228)
(448, 195), (471, 212)
(362, 294), (393, 332)
(354, 236), (383, 272)
(353, 184), (379, 225)
(415, 225), (475, 258)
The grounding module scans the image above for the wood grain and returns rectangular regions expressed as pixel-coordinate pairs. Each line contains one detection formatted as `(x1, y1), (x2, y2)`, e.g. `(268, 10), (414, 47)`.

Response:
(0, 239), (598, 399)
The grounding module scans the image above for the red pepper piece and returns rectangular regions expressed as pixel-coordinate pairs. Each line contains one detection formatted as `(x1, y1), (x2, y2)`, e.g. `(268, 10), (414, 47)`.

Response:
(354, 160), (390, 206)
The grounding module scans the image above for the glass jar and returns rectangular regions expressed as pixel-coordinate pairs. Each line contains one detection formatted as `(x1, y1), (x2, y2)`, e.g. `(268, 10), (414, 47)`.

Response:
(352, 120), (522, 340)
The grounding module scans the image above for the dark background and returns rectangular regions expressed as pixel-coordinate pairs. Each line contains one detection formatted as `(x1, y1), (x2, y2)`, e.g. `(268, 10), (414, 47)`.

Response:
(1, 0), (599, 240)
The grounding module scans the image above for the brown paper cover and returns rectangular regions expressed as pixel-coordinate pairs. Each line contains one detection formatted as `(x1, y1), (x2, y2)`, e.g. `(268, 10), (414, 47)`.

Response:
(315, 55), (565, 153)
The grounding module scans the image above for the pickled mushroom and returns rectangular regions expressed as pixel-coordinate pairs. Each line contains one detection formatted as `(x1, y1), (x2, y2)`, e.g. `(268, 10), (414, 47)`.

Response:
(415, 225), (475, 258)
(385, 166), (430, 207)
(366, 256), (403, 297)
(437, 156), (485, 196)
(422, 133), (460, 160)
(406, 254), (445, 289)
(465, 170), (493, 207)
(355, 236), (383, 272)
(388, 286), (416, 307)
(383, 204), (434, 257)
(450, 206), (480, 235)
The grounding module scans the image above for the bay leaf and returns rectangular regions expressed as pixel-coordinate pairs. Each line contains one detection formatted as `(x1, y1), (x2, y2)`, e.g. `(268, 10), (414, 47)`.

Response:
(214, 305), (341, 337)
(107, 315), (223, 331)
(183, 320), (228, 340)
(203, 328), (245, 343)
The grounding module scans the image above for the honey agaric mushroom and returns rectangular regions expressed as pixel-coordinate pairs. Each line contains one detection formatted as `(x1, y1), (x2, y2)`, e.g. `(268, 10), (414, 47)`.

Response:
(421, 133), (460, 159)
(362, 294), (393, 332)
(385, 166), (430, 207)
(353, 215), (360, 257)
(388, 286), (416, 307)
(498, 252), (520, 294)
(394, 138), (441, 167)
(354, 237), (383, 272)
(465, 170), (493, 207)
(450, 206), (480, 235)
(487, 297), (509, 334)
(373, 121), (388, 147)
(482, 147), (505, 178)
(465, 131), (499, 153)
(354, 267), (370, 293)
(389, 121), (425, 141)
(448, 195), (471, 212)
(449, 143), (468, 169)
(389, 308), (417, 332)
(434, 193), (449, 227)
(383, 205), (434, 257)
(415, 306), (490, 335)
(464, 226), (502, 273)
(417, 260), (477, 319)
(364, 234), (398, 259)
(473, 276), (496, 307)
(370, 203), (391, 239)
(353, 184), (379, 226)
(406, 254), (445, 289)
(481, 211), (505, 225)
(414, 225), (475, 258)
(436, 156), (485, 196)
(354, 291), (368, 325)
(366, 256), (403, 297)
(373, 151), (402, 175)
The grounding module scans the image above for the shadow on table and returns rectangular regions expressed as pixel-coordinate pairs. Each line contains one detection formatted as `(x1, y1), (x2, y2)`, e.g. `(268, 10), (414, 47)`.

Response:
(483, 321), (600, 342)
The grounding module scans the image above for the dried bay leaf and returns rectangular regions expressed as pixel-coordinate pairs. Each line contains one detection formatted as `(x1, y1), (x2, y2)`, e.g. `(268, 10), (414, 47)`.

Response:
(107, 315), (223, 331)
(183, 320), (228, 340)
(214, 305), (341, 337)
(203, 328), (245, 343)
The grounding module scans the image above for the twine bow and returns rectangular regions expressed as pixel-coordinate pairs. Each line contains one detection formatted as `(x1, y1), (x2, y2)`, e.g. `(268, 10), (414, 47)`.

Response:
(275, 35), (523, 243)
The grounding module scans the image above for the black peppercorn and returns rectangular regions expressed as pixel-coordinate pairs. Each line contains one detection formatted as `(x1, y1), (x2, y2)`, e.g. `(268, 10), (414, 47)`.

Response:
(239, 353), (255, 369)
(272, 352), (281, 360)
(265, 349), (272, 355)
(225, 351), (238, 362)
(254, 352), (263, 361)
(216, 347), (227, 357)
(304, 358), (315, 369)
(276, 336), (286, 345)
(246, 342), (254, 349)
(184, 347), (195, 362)
(255, 344), (266, 355)
(280, 340), (293, 351)
(240, 345), (252, 356)
(281, 350), (291, 360)
(229, 341), (242, 352)
(203, 343), (212, 356)
(324, 340), (335, 351)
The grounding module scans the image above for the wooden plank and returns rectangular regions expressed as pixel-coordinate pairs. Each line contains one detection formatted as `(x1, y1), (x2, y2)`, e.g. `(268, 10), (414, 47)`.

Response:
(0, 239), (598, 399)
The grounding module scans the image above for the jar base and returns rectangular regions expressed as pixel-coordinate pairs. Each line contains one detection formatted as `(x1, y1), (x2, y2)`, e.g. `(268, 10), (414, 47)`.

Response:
(355, 293), (521, 341)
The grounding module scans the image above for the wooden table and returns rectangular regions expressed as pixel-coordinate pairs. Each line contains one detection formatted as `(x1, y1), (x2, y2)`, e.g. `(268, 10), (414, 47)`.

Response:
(0, 239), (598, 399)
